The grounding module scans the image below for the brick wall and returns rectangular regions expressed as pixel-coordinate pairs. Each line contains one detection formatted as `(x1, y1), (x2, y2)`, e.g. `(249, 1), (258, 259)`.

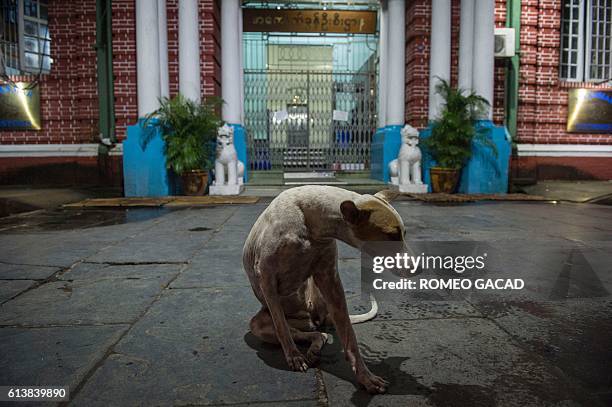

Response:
(516, 0), (611, 145)
(112, 0), (221, 142)
(405, 0), (430, 129)
(405, 0), (506, 129)
(167, 0), (221, 98)
(111, 0), (138, 143)
(0, 0), (99, 145)
(405, 0), (611, 146)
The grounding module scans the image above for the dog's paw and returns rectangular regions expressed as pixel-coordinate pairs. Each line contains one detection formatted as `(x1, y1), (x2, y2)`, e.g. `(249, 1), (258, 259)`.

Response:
(358, 371), (388, 394)
(306, 348), (320, 366)
(286, 350), (309, 372)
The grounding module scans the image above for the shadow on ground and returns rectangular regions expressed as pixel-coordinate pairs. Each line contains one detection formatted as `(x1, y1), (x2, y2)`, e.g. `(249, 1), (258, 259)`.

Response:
(245, 331), (498, 407)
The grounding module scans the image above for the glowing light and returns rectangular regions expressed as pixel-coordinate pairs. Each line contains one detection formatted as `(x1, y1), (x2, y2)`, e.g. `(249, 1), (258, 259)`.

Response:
(15, 82), (40, 130)
(567, 88), (587, 131)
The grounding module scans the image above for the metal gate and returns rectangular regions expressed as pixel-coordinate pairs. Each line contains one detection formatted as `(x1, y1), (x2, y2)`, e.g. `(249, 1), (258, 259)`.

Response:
(244, 70), (377, 171)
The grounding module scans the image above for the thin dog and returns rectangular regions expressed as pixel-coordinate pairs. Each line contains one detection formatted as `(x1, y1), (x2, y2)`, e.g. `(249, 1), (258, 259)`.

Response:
(243, 185), (407, 394)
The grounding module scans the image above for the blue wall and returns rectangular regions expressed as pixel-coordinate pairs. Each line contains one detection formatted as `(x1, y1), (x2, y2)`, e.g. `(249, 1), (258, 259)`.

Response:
(123, 122), (172, 197)
(420, 121), (511, 194)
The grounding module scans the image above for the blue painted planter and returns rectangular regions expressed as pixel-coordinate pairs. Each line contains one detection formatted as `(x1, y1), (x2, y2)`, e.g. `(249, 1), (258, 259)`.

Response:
(420, 121), (511, 194)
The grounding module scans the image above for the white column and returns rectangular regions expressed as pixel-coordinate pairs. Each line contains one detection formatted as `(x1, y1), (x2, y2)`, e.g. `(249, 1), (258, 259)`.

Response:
(428, 0), (451, 121)
(378, 0), (388, 128)
(238, 5), (245, 124)
(136, 0), (161, 117)
(472, 0), (495, 119)
(385, 0), (405, 126)
(458, 0), (474, 92)
(221, 0), (242, 124)
(179, 0), (201, 103)
(158, 0), (169, 99)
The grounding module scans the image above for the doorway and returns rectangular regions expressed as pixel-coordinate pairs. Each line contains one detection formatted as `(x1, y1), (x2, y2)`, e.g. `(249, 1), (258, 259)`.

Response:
(242, 6), (379, 173)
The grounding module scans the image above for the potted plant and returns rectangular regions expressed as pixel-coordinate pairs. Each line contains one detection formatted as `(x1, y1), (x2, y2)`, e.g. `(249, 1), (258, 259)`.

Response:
(422, 79), (496, 193)
(145, 95), (221, 195)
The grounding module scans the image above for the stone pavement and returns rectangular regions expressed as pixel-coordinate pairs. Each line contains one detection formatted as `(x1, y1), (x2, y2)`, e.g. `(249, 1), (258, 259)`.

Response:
(0, 198), (611, 406)
(521, 180), (612, 203)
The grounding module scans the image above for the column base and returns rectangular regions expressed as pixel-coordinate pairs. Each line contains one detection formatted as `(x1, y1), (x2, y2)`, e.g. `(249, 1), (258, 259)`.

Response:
(227, 123), (248, 182)
(420, 121), (511, 193)
(123, 119), (172, 197)
(370, 125), (403, 182)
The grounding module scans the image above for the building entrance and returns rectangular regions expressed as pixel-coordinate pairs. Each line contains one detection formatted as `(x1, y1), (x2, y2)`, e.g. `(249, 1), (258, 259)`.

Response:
(242, 6), (379, 172)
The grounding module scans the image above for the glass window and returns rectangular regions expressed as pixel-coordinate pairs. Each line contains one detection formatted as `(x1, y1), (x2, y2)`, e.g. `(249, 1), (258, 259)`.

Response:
(0, 0), (51, 74)
(560, 0), (611, 82)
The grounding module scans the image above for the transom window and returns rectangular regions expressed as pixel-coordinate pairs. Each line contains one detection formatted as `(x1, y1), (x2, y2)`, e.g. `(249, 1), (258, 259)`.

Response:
(560, 0), (611, 82)
(0, 0), (51, 75)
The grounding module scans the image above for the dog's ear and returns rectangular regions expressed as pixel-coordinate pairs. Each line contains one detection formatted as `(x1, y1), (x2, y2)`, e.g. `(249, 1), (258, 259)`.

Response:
(374, 189), (399, 203)
(340, 200), (370, 225)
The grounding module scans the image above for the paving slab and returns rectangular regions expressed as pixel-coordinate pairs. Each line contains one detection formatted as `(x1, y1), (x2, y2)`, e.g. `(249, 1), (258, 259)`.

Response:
(0, 263), (59, 279)
(0, 279), (36, 302)
(170, 248), (249, 289)
(0, 325), (127, 395)
(60, 263), (184, 281)
(471, 298), (612, 405)
(0, 275), (176, 326)
(86, 231), (211, 264)
(522, 180), (612, 203)
(0, 233), (107, 267)
(320, 318), (603, 407)
(71, 287), (319, 406)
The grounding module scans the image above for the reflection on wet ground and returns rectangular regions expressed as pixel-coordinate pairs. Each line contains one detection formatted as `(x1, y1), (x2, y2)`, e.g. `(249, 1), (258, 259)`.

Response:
(0, 207), (174, 233)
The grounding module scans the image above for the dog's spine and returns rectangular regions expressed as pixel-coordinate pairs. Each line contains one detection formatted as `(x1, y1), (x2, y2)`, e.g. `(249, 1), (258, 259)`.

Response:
(349, 293), (378, 324)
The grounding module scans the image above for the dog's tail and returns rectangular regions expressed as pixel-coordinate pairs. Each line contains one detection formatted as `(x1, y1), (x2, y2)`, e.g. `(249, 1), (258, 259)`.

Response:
(349, 293), (378, 324)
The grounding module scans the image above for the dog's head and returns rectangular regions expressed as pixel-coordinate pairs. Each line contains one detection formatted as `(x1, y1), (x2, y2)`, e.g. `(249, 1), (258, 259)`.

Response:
(339, 190), (407, 252)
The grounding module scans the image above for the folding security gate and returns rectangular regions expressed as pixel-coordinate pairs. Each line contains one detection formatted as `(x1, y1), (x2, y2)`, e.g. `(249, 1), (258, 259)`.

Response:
(244, 70), (377, 171)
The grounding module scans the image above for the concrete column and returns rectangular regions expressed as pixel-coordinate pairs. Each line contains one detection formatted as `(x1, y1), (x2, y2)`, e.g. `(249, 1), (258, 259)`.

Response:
(378, 0), (388, 128)
(136, 0), (161, 117)
(238, 5), (245, 123)
(221, 0), (242, 124)
(458, 0), (474, 92)
(158, 0), (169, 99)
(428, 0), (451, 121)
(385, 0), (405, 126)
(472, 0), (495, 119)
(179, 0), (201, 103)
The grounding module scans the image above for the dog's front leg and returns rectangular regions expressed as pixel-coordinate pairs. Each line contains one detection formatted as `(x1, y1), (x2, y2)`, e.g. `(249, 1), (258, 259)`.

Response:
(259, 273), (309, 372)
(313, 269), (388, 394)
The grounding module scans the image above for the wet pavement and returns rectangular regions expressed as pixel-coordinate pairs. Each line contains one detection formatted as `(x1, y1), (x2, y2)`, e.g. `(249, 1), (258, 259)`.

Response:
(0, 199), (611, 406)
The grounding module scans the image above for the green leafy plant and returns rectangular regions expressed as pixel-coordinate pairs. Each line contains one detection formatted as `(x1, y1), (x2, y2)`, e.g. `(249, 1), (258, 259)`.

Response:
(144, 95), (222, 174)
(423, 79), (496, 169)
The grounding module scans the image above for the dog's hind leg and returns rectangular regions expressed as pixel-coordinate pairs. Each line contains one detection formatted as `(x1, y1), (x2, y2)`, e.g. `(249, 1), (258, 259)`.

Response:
(249, 307), (328, 366)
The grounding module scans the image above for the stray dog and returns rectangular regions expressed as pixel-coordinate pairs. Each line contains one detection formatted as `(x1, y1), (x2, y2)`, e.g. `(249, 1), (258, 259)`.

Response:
(243, 185), (407, 394)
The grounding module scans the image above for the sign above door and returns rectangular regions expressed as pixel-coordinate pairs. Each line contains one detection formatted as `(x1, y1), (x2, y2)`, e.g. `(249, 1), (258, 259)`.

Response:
(243, 9), (377, 34)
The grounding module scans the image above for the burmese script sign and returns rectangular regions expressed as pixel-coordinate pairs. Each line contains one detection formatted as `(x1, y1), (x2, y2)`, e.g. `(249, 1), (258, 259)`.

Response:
(567, 89), (612, 133)
(243, 9), (377, 34)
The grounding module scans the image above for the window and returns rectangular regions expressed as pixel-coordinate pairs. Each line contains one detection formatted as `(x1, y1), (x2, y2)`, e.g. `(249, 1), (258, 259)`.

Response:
(0, 0), (51, 75)
(560, 0), (611, 82)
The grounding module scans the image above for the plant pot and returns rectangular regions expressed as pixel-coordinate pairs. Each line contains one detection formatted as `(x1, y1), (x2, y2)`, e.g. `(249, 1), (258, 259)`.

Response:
(430, 167), (461, 193)
(181, 170), (208, 196)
